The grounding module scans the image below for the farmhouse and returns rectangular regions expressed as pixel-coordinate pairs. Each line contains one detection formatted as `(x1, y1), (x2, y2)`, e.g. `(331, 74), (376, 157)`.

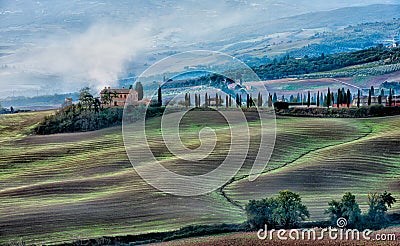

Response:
(100, 87), (138, 107)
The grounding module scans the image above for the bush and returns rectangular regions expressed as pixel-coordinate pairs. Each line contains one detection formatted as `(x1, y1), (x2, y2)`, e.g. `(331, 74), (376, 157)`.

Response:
(246, 190), (309, 229)
(326, 191), (396, 230)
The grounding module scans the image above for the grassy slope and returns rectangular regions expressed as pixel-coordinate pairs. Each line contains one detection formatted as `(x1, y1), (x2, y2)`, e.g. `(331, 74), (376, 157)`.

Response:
(1, 111), (399, 244)
(225, 116), (400, 220)
(0, 111), (245, 244)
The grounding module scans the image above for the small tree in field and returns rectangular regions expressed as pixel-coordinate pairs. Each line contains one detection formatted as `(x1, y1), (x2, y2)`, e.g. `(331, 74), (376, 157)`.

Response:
(326, 192), (362, 228)
(246, 190), (309, 229)
(273, 190), (310, 228)
(367, 191), (397, 229)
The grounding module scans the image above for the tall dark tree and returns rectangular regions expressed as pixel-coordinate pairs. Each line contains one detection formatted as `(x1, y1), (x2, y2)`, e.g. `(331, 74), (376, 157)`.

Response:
(205, 93), (208, 108)
(389, 88), (393, 106)
(317, 91), (320, 107)
(347, 89), (351, 108)
(371, 86), (375, 96)
(337, 89), (341, 108)
(268, 94), (273, 107)
(327, 88), (331, 108)
(226, 95), (229, 108)
(229, 94), (232, 107)
(368, 89), (372, 106)
(320, 92), (324, 107)
(246, 94), (250, 108)
(135, 82), (144, 101)
(215, 93), (219, 108)
(307, 91), (311, 107)
(357, 89), (361, 108)
(157, 86), (162, 106)
(239, 95), (242, 107)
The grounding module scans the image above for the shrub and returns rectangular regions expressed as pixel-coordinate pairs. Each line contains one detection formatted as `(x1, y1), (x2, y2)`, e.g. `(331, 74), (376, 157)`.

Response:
(246, 190), (309, 229)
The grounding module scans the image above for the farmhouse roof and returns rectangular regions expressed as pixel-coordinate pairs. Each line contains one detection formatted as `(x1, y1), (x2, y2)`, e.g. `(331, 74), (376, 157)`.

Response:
(100, 87), (133, 94)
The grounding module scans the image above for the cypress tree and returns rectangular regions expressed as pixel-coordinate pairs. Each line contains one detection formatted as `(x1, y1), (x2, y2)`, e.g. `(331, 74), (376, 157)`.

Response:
(229, 94), (232, 107)
(226, 95), (229, 108)
(347, 89), (351, 108)
(273, 93), (277, 103)
(307, 91), (311, 107)
(215, 93), (219, 108)
(357, 89), (360, 108)
(327, 88), (331, 108)
(320, 93), (323, 107)
(239, 95), (242, 107)
(368, 89), (372, 106)
(317, 91), (320, 107)
(158, 86), (162, 106)
(205, 93), (208, 108)
(135, 82), (144, 101)
(337, 88), (341, 108)
(268, 94), (273, 107)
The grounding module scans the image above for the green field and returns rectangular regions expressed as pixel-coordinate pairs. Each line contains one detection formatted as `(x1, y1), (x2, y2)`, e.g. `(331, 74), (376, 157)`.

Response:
(0, 110), (399, 244)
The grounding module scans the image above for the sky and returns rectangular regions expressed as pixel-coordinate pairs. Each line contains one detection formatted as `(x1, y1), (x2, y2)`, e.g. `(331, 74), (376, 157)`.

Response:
(0, 0), (399, 97)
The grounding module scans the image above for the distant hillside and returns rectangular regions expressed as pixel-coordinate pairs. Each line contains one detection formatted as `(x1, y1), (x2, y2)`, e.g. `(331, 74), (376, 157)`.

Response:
(220, 4), (400, 42)
(216, 5), (400, 64)
(287, 20), (400, 58)
(253, 46), (400, 80)
(0, 93), (79, 108)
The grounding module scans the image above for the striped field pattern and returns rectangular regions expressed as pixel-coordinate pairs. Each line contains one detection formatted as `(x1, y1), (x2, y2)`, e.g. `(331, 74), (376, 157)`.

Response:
(0, 111), (399, 244)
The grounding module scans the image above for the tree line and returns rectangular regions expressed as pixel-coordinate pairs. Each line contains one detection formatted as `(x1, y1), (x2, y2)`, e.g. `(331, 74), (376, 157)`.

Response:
(246, 190), (396, 230)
